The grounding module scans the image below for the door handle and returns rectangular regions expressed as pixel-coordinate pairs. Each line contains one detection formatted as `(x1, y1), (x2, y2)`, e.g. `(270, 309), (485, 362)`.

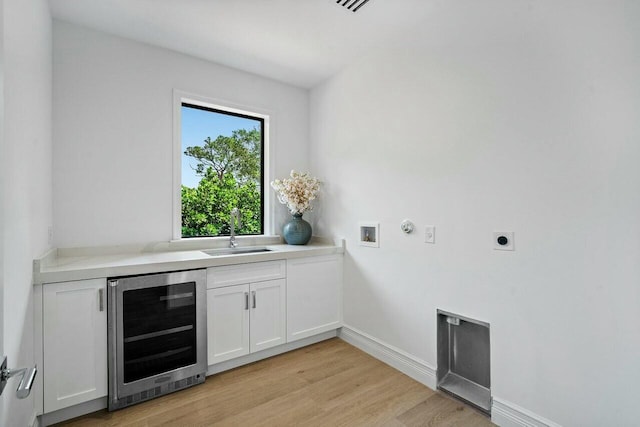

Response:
(0, 357), (37, 399)
(252, 291), (256, 309)
(244, 292), (249, 310)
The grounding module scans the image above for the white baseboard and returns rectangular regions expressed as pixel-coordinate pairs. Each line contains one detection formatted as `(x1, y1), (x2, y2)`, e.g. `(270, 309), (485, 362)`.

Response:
(491, 398), (561, 427)
(339, 326), (560, 427)
(338, 325), (437, 389)
(29, 411), (39, 427)
(40, 397), (107, 426)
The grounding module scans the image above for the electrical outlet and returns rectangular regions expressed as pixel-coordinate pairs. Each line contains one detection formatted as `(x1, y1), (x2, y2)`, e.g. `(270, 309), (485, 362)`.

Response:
(493, 231), (514, 251)
(425, 226), (435, 244)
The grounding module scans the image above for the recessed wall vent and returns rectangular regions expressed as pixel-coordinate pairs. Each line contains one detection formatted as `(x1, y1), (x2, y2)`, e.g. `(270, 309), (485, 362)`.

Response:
(336, 0), (372, 13)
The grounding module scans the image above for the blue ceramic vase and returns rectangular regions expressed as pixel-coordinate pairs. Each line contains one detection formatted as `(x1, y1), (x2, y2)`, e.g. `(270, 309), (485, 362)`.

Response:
(282, 213), (312, 245)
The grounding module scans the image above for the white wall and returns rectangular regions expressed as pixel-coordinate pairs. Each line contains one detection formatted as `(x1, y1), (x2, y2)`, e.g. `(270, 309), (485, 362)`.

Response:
(53, 21), (309, 248)
(310, 1), (640, 425)
(2, 0), (52, 424)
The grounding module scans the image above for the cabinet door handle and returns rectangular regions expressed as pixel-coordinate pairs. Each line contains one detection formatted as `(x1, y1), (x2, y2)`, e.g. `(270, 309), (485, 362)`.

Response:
(99, 289), (104, 312)
(252, 291), (256, 309)
(244, 292), (249, 310)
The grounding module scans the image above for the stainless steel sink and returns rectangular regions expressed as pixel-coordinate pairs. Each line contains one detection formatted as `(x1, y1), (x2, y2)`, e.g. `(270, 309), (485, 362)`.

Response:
(201, 247), (272, 256)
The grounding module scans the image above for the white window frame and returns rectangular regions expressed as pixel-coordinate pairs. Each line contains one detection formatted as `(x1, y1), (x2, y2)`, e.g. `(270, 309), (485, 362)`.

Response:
(172, 90), (274, 240)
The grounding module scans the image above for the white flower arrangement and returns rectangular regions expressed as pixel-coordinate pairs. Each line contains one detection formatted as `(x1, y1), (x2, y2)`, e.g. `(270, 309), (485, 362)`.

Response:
(271, 170), (320, 215)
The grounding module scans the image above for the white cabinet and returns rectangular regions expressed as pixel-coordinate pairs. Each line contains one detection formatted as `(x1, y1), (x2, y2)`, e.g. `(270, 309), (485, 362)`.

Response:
(250, 279), (286, 353)
(286, 255), (343, 342)
(207, 284), (250, 363)
(207, 261), (286, 365)
(42, 278), (107, 413)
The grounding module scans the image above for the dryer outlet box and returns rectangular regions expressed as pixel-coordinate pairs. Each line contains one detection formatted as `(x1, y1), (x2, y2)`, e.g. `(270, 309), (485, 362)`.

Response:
(493, 231), (514, 251)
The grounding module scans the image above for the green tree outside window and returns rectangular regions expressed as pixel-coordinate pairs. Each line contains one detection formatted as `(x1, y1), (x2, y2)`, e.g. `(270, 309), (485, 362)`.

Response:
(182, 127), (262, 237)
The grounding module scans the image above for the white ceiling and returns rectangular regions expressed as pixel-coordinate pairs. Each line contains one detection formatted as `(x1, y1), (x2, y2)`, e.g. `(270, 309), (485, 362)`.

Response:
(48, 0), (435, 88)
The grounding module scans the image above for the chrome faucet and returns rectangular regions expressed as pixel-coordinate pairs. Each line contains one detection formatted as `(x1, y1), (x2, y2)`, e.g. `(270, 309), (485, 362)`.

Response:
(229, 208), (241, 248)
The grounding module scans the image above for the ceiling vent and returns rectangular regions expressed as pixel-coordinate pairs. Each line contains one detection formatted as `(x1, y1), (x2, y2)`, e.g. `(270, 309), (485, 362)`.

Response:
(336, 0), (372, 13)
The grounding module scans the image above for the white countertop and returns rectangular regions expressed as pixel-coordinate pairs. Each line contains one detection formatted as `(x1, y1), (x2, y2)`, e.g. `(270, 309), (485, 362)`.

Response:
(33, 237), (344, 284)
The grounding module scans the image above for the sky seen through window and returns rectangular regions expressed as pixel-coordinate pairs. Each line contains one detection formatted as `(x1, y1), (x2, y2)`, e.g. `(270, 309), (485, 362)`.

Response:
(181, 105), (261, 188)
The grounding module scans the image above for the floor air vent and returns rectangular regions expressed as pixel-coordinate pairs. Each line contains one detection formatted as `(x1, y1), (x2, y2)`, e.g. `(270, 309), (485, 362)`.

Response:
(437, 310), (491, 415)
(335, 0), (371, 13)
(111, 376), (204, 410)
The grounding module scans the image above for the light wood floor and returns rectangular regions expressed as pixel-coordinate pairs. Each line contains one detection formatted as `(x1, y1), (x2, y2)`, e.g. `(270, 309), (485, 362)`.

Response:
(56, 338), (494, 426)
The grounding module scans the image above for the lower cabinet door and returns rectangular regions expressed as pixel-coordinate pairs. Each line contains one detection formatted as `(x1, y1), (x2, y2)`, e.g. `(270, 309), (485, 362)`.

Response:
(207, 284), (250, 365)
(43, 278), (107, 412)
(250, 279), (286, 353)
(286, 255), (343, 342)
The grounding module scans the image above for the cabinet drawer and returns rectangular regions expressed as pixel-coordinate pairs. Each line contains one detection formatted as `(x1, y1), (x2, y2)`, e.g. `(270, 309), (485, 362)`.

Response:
(207, 260), (285, 289)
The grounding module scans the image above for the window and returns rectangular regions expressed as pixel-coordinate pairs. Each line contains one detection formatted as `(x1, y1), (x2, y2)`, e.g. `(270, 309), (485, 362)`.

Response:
(178, 100), (266, 239)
